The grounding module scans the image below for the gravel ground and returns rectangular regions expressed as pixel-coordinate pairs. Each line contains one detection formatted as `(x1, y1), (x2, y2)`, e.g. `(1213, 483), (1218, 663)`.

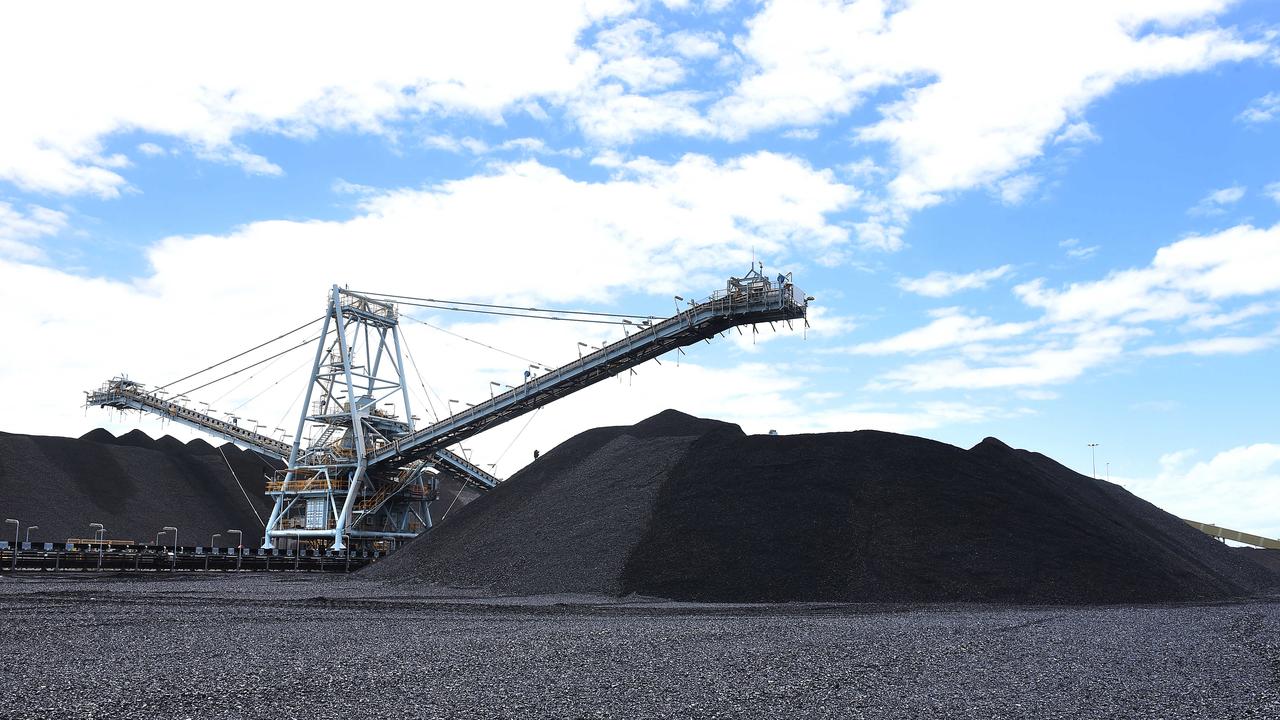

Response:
(0, 574), (1276, 719)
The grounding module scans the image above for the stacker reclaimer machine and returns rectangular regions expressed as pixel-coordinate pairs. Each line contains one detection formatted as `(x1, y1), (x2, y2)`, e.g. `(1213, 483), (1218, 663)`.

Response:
(88, 266), (810, 550)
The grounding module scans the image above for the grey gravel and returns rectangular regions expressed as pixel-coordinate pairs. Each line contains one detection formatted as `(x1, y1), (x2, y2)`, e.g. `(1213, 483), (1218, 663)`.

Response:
(0, 574), (1276, 719)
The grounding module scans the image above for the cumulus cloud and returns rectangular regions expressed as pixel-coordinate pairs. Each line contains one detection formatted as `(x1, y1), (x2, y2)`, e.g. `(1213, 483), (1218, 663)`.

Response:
(1, 150), (865, 465)
(865, 223), (1280, 392)
(1016, 223), (1280, 325)
(994, 174), (1040, 205)
(1189, 185), (1246, 215)
(1237, 91), (1280, 124)
(1126, 444), (1280, 539)
(1264, 181), (1280, 203)
(873, 324), (1140, 391)
(0, 1), (629, 196)
(897, 265), (1013, 297)
(843, 308), (1033, 356)
(0, 201), (68, 261)
(716, 0), (1261, 213)
(1142, 335), (1278, 357)
(1059, 237), (1099, 260)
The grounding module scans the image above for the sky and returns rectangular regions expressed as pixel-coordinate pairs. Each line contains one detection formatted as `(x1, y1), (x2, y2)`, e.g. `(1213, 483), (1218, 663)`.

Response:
(1, 0), (1278, 537)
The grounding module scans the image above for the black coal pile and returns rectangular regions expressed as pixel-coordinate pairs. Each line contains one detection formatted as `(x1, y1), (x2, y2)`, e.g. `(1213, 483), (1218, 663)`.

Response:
(0, 429), (279, 545)
(366, 410), (1278, 604)
(1237, 548), (1280, 575)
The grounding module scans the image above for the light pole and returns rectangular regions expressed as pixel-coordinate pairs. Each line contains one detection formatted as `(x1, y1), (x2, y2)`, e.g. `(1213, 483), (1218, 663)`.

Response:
(1088, 443), (1099, 479)
(207, 533), (221, 571)
(228, 529), (242, 571)
(154, 531), (164, 546)
(4, 519), (17, 572)
(448, 399), (460, 417)
(24, 526), (37, 544)
(163, 526), (177, 571)
(89, 523), (104, 571)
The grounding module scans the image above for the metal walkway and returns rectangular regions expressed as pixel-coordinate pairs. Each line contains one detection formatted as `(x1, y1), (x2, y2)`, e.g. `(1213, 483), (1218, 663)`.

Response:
(86, 382), (500, 491)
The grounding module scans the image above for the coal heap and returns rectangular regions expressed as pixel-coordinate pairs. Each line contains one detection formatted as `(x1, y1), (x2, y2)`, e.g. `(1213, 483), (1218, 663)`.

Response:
(0, 429), (280, 545)
(366, 410), (1278, 603)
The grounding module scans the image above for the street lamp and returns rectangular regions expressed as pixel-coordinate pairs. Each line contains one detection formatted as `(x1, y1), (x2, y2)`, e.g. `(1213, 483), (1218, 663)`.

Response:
(4, 519), (17, 572)
(227, 530), (242, 571)
(207, 534), (221, 572)
(24, 526), (37, 544)
(577, 341), (588, 359)
(1087, 443), (1099, 479)
(163, 526), (178, 571)
(448, 399), (460, 416)
(89, 523), (104, 571)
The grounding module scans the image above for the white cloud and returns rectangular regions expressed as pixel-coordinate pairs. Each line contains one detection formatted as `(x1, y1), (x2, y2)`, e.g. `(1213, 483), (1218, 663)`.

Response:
(994, 174), (1040, 205)
(422, 135), (575, 157)
(0, 201), (68, 261)
(714, 0), (1261, 213)
(897, 264), (1013, 297)
(1264, 181), (1280, 203)
(1189, 184), (1246, 215)
(668, 30), (723, 60)
(1142, 335), (1277, 357)
(1, 150), (861, 447)
(1053, 121), (1100, 145)
(1059, 237), (1099, 260)
(873, 324), (1140, 391)
(0, 1), (630, 196)
(1126, 444), (1280, 538)
(1237, 91), (1280, 124)
(136, 142), (168, 157)
(1015, 223), (1280, 325)
(865, 223), (1280, 392)
(782, 128), (820, 140)
(845, 308), (1033, 355)
(1183, 301), (1279, 330)
(570, 87), (713, 144)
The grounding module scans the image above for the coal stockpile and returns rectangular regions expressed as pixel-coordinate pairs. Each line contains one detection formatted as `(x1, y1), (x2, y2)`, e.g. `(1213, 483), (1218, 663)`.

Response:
(1237, 548), (1280, 576)
(367, 410), (1278, 604)
(0, 428), (279, 545)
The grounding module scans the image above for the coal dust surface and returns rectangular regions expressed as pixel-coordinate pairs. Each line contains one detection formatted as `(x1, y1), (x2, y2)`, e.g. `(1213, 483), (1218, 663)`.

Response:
(367, 410), (1278, 604)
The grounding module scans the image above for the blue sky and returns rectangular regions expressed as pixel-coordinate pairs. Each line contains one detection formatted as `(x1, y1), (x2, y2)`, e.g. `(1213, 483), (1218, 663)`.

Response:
(2, 0), (1279, 536)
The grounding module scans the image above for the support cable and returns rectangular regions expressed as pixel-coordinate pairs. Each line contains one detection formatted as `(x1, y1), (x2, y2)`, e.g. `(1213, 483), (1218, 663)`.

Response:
(218, 445), (266, 528)
(156, 316), (324, 392)
(393, 300), (629, 325)
(491, 406), (541, 468)
(351, 291), (661, 321)
(401, 337), (440, 424)
(175, 335), (320, 398)
(402, 313), (551, 369)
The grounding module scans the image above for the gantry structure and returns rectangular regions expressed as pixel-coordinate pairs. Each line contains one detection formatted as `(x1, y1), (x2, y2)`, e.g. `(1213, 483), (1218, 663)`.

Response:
(88, 267), (809, 549)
